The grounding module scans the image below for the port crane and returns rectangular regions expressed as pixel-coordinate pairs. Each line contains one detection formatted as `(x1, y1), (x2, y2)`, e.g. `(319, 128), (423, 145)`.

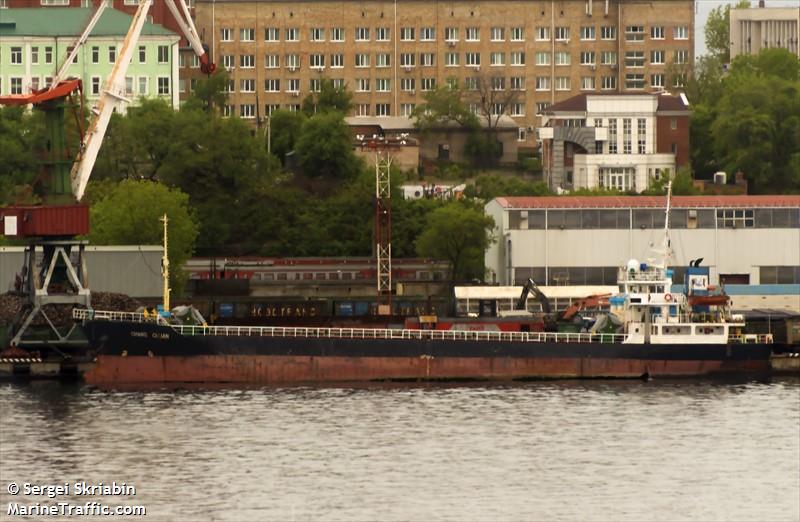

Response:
(0, 1), (214, 351)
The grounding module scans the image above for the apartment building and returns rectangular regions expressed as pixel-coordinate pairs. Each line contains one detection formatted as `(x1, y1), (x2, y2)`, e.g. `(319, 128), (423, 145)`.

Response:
(0, 8), (181, 108)
(539, 91), (690, 191)
(730, 4), (800, 60)
(192, 0), (694, 146)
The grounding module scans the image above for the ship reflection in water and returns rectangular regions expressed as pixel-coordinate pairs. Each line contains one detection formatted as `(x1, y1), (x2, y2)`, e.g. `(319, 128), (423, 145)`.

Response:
(1, 379), (798, 521)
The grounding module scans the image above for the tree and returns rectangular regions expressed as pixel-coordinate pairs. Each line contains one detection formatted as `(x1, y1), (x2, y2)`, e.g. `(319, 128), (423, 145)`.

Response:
(465, 71), (523, 165)
(415, 201), (495, 287)
(269, 109), (306, 164)
(463, 174), (551, 201)
(411, 83), (478, 131)
(0, 107), (41, 204)
(640, 167), (700, 196)
(295, 111), (359, 180)
(182, 70), (230, 113)
(705, 1), (750, 63)
(89, 180), (198, 296)
(301, 78), (353, 116)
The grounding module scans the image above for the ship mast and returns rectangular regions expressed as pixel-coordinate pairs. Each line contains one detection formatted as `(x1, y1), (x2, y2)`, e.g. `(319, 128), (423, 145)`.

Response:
(660, 180), (673, 269)
(161, 213), (170, 312)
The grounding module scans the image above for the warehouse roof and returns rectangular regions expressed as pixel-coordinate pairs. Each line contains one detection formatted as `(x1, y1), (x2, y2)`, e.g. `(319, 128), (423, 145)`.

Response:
(493, 195), (800, 209)
(0, 8), (176, 37)
(543, 92), (690, 114)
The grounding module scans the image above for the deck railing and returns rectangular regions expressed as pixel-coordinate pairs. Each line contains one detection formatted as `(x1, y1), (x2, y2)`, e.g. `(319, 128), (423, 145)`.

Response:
(74, 309), (772, 345)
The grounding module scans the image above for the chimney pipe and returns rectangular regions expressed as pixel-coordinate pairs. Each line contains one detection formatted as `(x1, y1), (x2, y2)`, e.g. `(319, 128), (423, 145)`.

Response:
(758, 0), (765, 7)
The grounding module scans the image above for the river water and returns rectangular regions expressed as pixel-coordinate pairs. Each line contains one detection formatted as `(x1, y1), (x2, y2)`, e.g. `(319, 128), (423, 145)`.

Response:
(1, 378), (798, 522)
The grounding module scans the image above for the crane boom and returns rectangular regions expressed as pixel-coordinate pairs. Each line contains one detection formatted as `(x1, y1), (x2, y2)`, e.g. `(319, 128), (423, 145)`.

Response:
(164, 0), (216, 73)
(54, 3), (108, 87)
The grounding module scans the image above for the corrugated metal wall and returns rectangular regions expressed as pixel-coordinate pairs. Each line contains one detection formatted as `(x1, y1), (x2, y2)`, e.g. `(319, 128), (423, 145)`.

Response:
(0, 246), (163, 298)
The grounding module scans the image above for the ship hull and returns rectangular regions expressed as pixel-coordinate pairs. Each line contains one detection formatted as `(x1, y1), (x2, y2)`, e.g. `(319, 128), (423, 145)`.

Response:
(81, 320), (772, 384)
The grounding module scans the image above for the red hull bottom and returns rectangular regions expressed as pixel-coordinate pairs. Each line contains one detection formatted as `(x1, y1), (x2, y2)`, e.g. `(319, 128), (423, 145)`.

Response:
(84, 355), (770, 384)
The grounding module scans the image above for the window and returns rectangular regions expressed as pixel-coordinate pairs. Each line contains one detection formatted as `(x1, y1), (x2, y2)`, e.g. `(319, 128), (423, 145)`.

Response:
(44, 47), (53, 64)
(91, 46), (99, 64)
(30, 77), (40, 91)
(555, 77), (571, 91)
(445, 27), (458, 42)
(651, 74), (665, 89)
(608, 119), (617, 153)
(600, 167), (635, 191)
(717, 209), (755, 229)
(421, 27), (435, 41)
(221, 28), (232, 41)
(285, 54), (300, 69)
(265, 104), (280, 116)
(581, 26), (595, 40)
(466, 27), (479, 42)
(179, 53), (185, 68)
(223, 79), (234, 93)
(555, 27), (570, 41)
(222, 55), (234, 70)
(330, 54), (344, 68)
(600, 26), (616, 40)
(400, 53), (415, 67)
(625, 26), (645, 42)
(240, 79), (255, 92)
(673, 26), (689, 40)
(265, 79), (280, 92)
(491, 76), (505, 90)
(401, 77), (415, 92)
(11, 47), (22, 65)
(464, 77), (478, 90)
(331, 27), (345, 42)
(536, 102), (549, 114)
(400, 103), (416, 116)
(491, 27), (505, 41)
(421, 77), (436, 91)
(466, 53), (480, 67)
(376, 53), (391, 67)
(136, 45), (146, 64)
(625, 51), (644, 68)
(581, 51), (596, 66)
(651, 50), (665, 65)
(310, 54), (325, 69)
(536, 27), (550, 41)
(510, 52), (525, 66)
(581, 77), (595, 90)
(401, 27), (415, 41)
(356, 78), (370, 92)
(651, 26), (665, 40)
(420, 53), (435, 67)
(30, 46), (39, 65)
(240, 55), (255, 68)
(240, 104), (256, 119)
(535, 77), (550, 91)
(355, 54), (370, 68)
(309, 78), (321, 92)
(510, 103), (525, 116)
(375, 78), (391, 92)
(622, 119), (632, 153)
(287, 78), (300, 92)
(518, 127), (527, 141)
(10, 77), (22, 95)
(601, 51), (617, 65)
(672, 74), (687, 88)
(310, 28), (325, 42)
(285, 28), (299, 42)
(375, 103), (391, 116)
(490, 52), (505, 66)
(444, 52), (459, 67)
(222, 105), (233, 117)
(490, 103), (505, 116)
(510, 76), (525, 90)
(555, 52), (571, 66)
(356, 103), (370, 116)
(157, 45), (169, 64)
(265, 54), (279, 68)
(109, 46), (117, 63)
(240, 28), (255, 42)
(138, 77), (148, 95)
(625, 74), (645, 90)
(511, 27), (524, 41)
(637, 119), (646, 154)
(602, 76), (617, 90)
(157, 76), (170, 95)
(536, 52), (550, 66)
(190, 55), (199, 69)
(674, 49), (689, 65)
(376, 27), (390, 41)
(91, 76), (101, 95)
(265, 27), (279, 42)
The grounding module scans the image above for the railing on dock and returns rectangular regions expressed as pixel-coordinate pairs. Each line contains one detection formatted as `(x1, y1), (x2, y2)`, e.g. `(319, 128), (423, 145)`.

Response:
(73, 309), (167, 325)
(728, 334), (774, 344)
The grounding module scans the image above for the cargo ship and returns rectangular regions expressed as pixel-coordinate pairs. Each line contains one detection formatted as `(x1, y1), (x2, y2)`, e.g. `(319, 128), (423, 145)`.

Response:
(73, 185), (774, 384)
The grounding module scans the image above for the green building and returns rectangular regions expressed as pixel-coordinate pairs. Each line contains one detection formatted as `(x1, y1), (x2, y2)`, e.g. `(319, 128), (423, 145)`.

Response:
(0, 8), (180, 108)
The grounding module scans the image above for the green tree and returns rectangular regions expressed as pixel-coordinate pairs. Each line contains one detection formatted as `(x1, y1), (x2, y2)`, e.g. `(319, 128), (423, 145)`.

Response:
(415, 201), (495, 287)
(182, 70), (230, 113)
(301, 78), (353, 116)
(89, 180), (198, 295)
(296, 111), (359, 180)
(0, 106), (45, 204)
(269, 109), (306, 164)
(640, 167), (700, 195)
(463, 174), (551, 201)
(411, 83), (478, 130)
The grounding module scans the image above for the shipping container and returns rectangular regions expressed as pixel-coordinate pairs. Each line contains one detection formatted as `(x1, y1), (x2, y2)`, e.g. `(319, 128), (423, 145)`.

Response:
(0, 205), (89, 237)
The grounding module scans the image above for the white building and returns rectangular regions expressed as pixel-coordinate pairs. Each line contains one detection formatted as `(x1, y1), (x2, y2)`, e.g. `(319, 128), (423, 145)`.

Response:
(730, 5), (800, 60)
(484, 194), (800, 309)
(539, 93), (690, 192)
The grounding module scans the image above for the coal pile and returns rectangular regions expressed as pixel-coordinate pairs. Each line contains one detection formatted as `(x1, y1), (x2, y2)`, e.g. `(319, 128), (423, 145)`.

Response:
(0, 292), (141, 326)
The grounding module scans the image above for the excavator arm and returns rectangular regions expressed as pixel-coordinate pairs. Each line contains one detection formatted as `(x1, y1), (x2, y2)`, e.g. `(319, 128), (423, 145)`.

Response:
(516, 278), (551, 315)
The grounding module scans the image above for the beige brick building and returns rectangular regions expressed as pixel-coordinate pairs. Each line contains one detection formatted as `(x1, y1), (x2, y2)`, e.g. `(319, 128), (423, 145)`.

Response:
(192, 0), (693, 147)
(729, 5), (800, 61)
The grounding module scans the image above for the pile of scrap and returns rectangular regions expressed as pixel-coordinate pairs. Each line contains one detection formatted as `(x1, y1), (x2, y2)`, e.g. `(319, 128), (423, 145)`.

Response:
(0, 292), (141, 326)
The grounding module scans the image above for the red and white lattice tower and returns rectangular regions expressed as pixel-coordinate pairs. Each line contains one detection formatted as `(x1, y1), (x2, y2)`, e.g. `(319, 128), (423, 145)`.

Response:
(360, 134), (405, 315)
